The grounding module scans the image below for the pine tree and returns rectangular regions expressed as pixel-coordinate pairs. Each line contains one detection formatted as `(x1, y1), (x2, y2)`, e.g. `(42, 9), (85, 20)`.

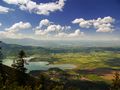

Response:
(0, 41), (3, 76)
(0, 41), (3, 66)
(12, 50), (28, 85)
(0, 41), (8, 86)
(12, 50), (27, 73)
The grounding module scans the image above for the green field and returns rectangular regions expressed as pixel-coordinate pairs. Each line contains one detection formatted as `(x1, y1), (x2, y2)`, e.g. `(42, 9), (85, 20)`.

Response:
(52, 51), (120, 69)
(29, 50), (120, 82)
(51, 51), (120, 82)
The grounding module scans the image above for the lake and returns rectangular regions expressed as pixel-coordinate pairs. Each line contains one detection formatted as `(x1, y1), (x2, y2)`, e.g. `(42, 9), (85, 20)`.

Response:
(3, 58), (76, 72)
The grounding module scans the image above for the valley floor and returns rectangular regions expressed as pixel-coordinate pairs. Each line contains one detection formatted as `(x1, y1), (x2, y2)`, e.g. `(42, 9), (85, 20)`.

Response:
(30, 51), (120, 83)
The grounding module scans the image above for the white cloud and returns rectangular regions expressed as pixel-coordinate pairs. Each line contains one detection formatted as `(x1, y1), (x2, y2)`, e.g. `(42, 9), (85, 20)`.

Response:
(0, 19), (83, 40)
(39, 19), (51, 28)
(3, 0), (29, 4)
(56, 29), (84, 38)
(34, 19), (84, 38)
(72, 16), (115, 32)
(35, 19), (71, 35)
(0, 5), (14, 13)
(96, 27), (114, 33)
(5, 21), (31, 33)
(96, 16), (114, 24)
(68, 29), (84, 37)
(79, 21), (92, 28)
(0, 19), (78, 39)
(35, 24), (71, 36)
(0, 21), (31, 39)
(3, 0), (66, 15)
(0, 31), (33, 39)
(72, 18), (84, 24)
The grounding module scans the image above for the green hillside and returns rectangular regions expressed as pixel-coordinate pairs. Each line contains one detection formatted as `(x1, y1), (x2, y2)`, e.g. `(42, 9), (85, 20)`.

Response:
(0, 42), (50, 56)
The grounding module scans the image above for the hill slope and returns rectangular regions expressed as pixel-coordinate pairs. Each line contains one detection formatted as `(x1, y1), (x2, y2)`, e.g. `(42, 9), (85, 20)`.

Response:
(0, 41), (50, 56)
(0, 64), (110, 90)
(0, 64), (65, 90)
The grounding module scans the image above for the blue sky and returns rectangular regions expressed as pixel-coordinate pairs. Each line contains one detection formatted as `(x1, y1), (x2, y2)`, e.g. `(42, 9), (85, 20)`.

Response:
(0, 0), (120, 41)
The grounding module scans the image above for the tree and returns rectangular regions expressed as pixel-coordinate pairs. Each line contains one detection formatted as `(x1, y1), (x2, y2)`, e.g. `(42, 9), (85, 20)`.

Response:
(111, 72), (120, 90)
(0, 41), (3, 66)
(12, 50), (27, 73)
(0, 41), (8, 86)
(0, 41), (3, 76)
(12, 50), (28, 85)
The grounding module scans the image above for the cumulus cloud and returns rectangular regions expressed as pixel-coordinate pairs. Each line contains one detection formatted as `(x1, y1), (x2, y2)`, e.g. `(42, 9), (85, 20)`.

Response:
(72, 16), (115, 32)
(38, 19), (51, 28)
(68, 29), (84, 37)
(0, 31), (23, 39)
(3, 0), (66, 15)
(56, 29), (84, 38)
(0, 5), (14, 13)
(35, 24), (71, 35)
(34, 19), (84, 38)
(5, 21), (31, 33)
(35, 19), (70, 35)
(0, 19), (84, 39)
(96, 27), (114, 33)
(3, 0), (29, 4)
(0, 21), (31, 39)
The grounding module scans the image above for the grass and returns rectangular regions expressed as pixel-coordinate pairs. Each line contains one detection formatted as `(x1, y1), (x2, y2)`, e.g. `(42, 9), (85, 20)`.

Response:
(49, 51), (120, 82)
(84, 74), (104, 81)
(52, 51), (120, 69)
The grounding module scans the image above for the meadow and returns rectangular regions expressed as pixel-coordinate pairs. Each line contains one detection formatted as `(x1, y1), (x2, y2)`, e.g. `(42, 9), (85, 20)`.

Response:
(29, 49), (120, 83)
(51, 51), (120, 82)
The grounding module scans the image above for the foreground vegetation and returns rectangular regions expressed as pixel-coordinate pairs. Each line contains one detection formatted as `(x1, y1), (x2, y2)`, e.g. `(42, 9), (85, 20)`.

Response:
(1, 41), (120, 90)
